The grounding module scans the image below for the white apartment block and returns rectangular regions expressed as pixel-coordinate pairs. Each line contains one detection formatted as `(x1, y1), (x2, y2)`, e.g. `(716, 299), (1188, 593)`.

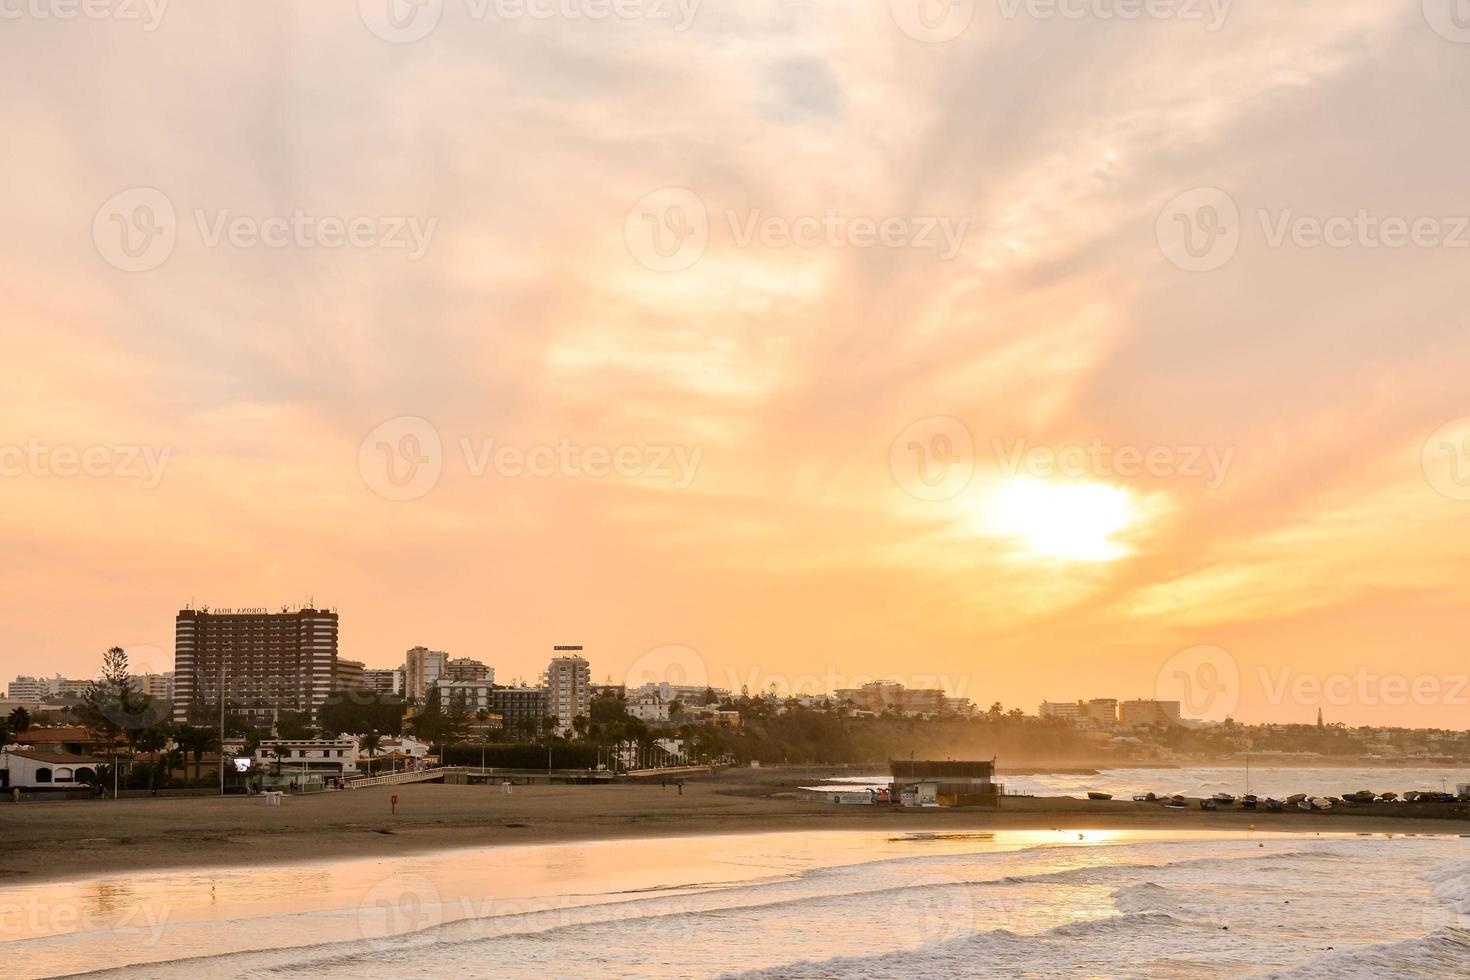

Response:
(7, 676), (49, 702)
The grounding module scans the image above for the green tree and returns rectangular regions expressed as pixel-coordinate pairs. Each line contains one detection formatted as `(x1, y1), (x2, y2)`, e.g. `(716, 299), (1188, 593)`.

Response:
(7, 706), (32, 737)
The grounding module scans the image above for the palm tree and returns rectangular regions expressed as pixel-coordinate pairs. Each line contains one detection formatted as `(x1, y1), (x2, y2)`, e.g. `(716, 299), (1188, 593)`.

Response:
(7, 706), (31, 738)
(360, 731), (382, 775)
(270, 742), (288, 777)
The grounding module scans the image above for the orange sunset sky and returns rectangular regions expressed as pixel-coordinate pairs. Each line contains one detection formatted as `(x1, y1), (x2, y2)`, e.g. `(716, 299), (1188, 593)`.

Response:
(4, 2), (1470, 727)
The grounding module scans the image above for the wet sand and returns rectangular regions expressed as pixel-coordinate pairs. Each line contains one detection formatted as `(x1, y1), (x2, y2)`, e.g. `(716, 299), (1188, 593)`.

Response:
(4, 774), (1467, 885)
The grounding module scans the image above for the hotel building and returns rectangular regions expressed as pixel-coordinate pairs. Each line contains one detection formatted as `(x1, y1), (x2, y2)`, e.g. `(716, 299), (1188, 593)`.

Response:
(1118, 699), (1182, 727)
(172, 607), (339, 724)
(404, 646), (446, 701)
(490, 686), (548, 736)
(544, 647), (591, 734)
(362, 668), (402, 696)
(1040, 698), (1119, 727)
(445, 657), (493, 682)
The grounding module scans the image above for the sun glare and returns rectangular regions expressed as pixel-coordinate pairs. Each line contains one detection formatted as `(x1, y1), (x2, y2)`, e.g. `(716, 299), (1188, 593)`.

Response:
(982, 477), (1140, 563)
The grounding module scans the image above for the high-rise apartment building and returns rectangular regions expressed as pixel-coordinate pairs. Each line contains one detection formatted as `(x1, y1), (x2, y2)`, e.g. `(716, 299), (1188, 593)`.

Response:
(543, 646), (590, 733)
(404, 647), (446, 701)
(173, 607), (339, 724)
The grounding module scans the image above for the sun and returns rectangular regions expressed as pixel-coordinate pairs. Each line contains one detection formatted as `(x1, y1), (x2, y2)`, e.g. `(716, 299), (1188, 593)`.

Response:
(981, 477), (1141, 562)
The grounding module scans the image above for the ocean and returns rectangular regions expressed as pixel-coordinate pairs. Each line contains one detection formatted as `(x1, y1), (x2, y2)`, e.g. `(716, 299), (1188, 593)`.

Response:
(8, 827), (1470, 978)
(808, 765), (1470, 801)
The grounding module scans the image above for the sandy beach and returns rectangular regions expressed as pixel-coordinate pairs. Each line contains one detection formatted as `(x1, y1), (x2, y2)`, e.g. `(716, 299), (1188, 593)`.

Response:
(5, 769), (1468, 886)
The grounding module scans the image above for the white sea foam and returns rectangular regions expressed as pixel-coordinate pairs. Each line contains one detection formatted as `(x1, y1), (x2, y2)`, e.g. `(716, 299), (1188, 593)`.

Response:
(31, 834), (1470, 980)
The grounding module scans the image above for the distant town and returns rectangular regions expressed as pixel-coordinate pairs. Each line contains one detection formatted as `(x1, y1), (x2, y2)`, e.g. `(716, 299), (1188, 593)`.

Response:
(3, 605), (1468, 796)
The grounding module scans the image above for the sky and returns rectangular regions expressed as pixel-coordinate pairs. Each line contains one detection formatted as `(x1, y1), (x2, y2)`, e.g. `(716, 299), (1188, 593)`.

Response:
(3, 1), (1470, 727)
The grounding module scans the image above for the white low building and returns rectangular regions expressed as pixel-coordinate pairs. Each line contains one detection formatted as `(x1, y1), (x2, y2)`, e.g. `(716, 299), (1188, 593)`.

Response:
(245, 739), (360, 781)
(0, 748), (100, 790)
(627, 693), (670, 723)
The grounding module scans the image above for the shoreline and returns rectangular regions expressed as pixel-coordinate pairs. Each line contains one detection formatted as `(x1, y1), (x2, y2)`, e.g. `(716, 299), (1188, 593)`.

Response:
(5, 777), (1470, 887)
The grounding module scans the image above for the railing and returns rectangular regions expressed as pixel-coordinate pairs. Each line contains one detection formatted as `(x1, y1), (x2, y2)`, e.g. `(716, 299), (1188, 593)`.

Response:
(345, 766), (464, 789)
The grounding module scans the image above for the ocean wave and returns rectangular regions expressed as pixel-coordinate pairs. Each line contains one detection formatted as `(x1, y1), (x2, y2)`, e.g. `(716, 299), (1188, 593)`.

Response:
(1261, 927), (1470, 978)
